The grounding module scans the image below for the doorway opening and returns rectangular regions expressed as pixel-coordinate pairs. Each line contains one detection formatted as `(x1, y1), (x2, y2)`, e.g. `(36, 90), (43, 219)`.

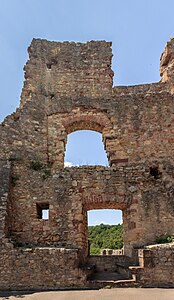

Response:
(64, 130), (108, 167)
(87, 209), (123, 255)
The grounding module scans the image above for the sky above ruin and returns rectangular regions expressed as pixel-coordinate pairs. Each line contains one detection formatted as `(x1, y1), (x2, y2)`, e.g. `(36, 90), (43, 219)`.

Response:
(1, 0), (174, 225)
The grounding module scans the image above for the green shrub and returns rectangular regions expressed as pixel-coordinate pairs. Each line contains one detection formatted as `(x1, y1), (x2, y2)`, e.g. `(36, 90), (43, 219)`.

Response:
(11, 175), (20, 186)
(90, 246), (101, 255)
(42, 168), (51, 180)
(30, 160), (52, 180)
(9, 156), (21, 162)
(30, 160), (44, 170)
(156, 234), (174, 244)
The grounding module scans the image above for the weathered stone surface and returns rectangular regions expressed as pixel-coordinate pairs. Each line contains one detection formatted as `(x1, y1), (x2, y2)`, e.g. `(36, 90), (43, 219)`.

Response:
(0, 38), (174, 289)
(0, 160), (10, 239)
(131, 243), (174, 286)
(0, 247), (86, 290)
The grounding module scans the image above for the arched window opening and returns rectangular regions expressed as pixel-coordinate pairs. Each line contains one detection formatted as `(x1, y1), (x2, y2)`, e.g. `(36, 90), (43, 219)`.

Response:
(87, 209), (123, 255)
(64, 130), (108, 167)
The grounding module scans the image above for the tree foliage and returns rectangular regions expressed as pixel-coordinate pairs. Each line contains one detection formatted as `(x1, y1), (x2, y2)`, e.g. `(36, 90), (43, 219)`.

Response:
(88, 223), (123, 255)
(156, 234), (174, 244)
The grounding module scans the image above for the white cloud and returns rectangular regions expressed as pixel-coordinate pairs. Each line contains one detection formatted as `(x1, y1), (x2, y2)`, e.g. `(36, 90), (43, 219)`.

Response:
(64, 161), (73, 167)
(90, 220), (107, 226)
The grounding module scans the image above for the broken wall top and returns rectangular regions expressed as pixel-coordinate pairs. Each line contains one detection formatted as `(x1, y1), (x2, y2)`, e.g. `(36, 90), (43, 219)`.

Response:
(20, 39), (114, 108)
(0, 38), (174, 166)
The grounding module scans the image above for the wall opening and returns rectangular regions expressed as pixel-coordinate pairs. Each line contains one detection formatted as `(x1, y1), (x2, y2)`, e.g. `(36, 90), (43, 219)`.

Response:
(46, 63), (52, 69)
(36, 203), (49, 220)
(87, 209), (123, 255)
(150, 166), (161, 179)
(64, 130), (108, 167)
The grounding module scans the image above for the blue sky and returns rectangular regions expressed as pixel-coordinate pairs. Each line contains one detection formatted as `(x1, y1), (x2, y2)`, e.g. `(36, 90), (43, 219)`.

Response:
(1, 0), (174, 225)
(65, 131), (108, 167)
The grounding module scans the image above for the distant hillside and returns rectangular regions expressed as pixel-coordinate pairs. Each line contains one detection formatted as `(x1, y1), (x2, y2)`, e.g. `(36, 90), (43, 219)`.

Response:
(88, 223), (123, 255)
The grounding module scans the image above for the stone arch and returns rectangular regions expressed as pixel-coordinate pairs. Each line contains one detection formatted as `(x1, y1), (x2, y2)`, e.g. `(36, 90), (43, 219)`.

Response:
(62, 113), (108, 134)
(82, 192), (129, 211)
(47, 108), (117, 168)
(48, 107), (128, 168)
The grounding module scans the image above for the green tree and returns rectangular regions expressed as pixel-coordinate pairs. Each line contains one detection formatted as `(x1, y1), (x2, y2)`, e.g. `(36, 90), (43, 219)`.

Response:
(88, 223), (123, 255)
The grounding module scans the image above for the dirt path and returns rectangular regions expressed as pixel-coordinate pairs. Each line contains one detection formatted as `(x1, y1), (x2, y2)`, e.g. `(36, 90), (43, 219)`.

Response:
(0, 289), (174, 300)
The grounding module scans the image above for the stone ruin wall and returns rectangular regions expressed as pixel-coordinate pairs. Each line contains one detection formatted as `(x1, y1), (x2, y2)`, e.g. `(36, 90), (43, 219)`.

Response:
(7, 163), (174, 255)
(0, 38), (174, 289)
(132, 243), (174, 286)
(1, 39), (174, 165)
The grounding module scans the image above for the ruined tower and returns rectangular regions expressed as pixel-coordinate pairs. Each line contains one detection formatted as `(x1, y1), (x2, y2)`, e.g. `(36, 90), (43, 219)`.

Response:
(0, 38), (174, 289)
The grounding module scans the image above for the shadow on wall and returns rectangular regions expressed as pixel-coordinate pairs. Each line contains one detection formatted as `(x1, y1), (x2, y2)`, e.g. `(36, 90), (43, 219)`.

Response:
(0, 290), (32, 298)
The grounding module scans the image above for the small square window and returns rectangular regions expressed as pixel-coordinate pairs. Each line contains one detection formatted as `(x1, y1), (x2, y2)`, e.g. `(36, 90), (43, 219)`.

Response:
(36, 203), (49, 220)
(46, 63), (52, 69)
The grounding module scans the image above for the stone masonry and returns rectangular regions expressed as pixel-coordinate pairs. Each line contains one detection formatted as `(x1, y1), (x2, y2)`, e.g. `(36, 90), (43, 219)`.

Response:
(0, 38), (174, 289)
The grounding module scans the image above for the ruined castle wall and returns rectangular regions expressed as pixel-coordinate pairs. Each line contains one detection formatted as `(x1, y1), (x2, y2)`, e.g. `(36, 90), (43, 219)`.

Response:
(1, 39), (174, 167)
(1, 89), (174, 169)
(8, 161), (174, 258)
(20, 39), (113, 107)
(132, 243), (174, 286)
(0, 38), (174, 288)
(87, 255), (131, 272)
(0, 246), (86, 290)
